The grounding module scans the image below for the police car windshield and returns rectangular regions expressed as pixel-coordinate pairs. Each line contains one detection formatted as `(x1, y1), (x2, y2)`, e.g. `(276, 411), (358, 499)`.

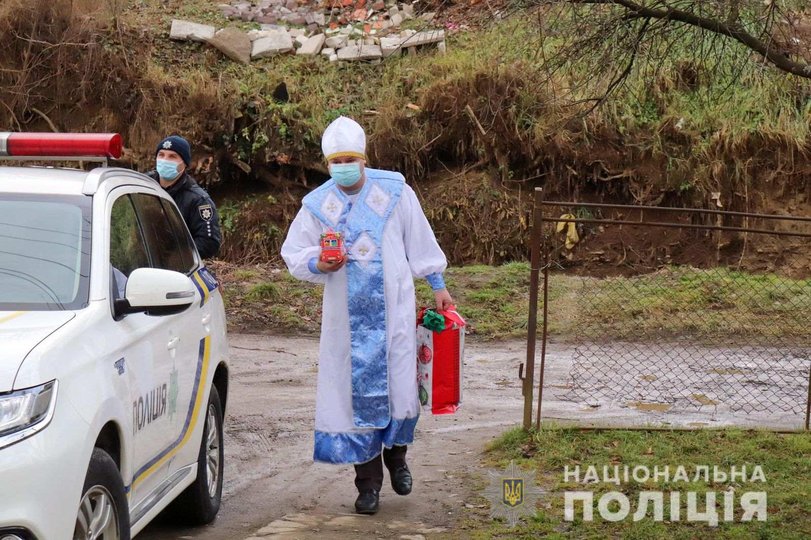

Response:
(0, 194), (91, 311)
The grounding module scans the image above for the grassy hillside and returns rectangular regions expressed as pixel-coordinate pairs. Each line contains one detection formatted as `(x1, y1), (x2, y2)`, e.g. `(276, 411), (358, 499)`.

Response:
(3, 0), (809, 174)
(1, 1), (809, 265)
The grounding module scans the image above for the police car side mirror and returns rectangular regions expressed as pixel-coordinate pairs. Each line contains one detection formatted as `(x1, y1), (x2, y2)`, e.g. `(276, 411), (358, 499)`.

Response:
(115, 268), (196, 317)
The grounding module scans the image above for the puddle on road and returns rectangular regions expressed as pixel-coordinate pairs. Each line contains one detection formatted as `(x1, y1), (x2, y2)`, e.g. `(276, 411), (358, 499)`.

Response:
(628, 402), (673, 413)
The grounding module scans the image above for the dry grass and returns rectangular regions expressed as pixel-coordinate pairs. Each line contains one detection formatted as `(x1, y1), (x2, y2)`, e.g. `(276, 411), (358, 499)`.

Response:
(0, 0), (233, 169)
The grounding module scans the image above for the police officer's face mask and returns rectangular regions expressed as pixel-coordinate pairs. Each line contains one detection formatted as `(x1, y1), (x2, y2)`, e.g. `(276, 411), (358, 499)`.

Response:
(156, 159), (181, 180)
(330, 162), (363, 187)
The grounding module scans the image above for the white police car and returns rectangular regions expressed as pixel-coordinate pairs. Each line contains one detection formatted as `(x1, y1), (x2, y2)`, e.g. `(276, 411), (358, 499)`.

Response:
(0, 133), (229, 540)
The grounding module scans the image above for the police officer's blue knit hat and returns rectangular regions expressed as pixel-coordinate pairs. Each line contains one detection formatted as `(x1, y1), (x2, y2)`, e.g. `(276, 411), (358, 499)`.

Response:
(155, 135), (191, 166)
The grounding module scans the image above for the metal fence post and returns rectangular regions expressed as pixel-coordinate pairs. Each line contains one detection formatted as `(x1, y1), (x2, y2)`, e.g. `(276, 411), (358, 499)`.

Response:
(535, 239), (550, 431)
(523, 188), (544, 430)
(805, 363), (811, 431)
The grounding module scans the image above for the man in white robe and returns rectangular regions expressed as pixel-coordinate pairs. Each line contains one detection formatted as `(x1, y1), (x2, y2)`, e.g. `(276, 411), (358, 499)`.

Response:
(281, 116), (453, 514)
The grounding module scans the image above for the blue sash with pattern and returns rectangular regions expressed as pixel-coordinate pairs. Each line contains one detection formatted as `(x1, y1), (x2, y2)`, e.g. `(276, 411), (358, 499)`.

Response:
(303, 169), (404, 428)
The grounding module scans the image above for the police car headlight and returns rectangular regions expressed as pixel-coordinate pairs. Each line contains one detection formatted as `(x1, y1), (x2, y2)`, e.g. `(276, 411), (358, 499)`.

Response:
(0, 381), (57, 449)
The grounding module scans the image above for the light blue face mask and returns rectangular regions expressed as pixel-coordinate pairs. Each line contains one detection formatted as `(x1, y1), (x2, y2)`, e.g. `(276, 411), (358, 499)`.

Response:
(330, 162), (363, 187)
(156, 159), (181, 181)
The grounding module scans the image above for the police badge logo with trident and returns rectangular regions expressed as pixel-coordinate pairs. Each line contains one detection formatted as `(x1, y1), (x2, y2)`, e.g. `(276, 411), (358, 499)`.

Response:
(483, 460), (545, 527)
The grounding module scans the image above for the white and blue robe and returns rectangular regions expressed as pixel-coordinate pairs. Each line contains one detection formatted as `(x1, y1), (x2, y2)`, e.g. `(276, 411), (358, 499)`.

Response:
(281, 168), (447, 464)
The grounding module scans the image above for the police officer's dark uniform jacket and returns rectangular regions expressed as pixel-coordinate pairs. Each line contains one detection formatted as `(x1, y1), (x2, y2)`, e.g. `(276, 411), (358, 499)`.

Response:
(147, 170), (221, 259)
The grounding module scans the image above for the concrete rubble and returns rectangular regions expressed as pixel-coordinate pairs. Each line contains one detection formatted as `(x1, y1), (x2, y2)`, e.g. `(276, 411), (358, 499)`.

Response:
(208, 27), (253, 64)
(170, 20), (216, 42)
(171, 0), (448, 63)
(251, 30), (295, 58)
(296, 33), (326, 55)
(337, 42), (383, 61)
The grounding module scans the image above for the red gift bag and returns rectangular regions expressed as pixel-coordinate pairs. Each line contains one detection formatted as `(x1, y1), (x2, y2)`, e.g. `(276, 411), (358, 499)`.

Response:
(416, 307), (466, 415)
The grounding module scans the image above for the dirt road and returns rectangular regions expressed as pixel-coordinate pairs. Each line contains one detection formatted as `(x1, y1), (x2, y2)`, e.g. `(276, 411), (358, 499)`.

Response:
(139, 334), (806, 539)
(138, 334), (525, 539)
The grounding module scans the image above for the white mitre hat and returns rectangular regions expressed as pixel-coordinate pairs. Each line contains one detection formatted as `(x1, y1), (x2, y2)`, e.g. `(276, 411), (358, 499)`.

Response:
(321, 116), (366, 162)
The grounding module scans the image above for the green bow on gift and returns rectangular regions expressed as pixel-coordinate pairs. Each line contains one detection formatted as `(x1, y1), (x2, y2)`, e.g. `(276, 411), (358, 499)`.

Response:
(422, 309), (446, 332)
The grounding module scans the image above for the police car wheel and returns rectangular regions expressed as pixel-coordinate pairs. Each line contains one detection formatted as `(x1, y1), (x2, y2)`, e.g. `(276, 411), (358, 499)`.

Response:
(74, 448), (130, 540)
(168, 386), (224, 525)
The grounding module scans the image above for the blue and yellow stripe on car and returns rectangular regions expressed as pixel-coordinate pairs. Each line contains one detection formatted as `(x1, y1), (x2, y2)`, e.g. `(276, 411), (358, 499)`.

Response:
(129, 335), (211, 490)
(190, 267), (218, 307)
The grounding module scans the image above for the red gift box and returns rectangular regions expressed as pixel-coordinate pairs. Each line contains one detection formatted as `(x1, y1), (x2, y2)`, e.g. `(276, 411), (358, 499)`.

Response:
(416, 307), (465, 415)
(319, 230), (345, 263)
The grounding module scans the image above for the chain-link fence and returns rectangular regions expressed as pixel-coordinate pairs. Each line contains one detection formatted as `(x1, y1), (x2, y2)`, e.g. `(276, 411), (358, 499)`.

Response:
(521, 189), (811, 432)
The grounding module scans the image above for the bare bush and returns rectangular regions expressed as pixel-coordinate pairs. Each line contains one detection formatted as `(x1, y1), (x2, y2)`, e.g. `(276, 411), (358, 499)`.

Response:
(0, 0), (232, 170)
(539, 0), (811, 109)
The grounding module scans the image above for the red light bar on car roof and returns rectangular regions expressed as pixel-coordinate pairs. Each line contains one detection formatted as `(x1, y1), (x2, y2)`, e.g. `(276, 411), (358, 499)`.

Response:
(0, 132), (122, 160)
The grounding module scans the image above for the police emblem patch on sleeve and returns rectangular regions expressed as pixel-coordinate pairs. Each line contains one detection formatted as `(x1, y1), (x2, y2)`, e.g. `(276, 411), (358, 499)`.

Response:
(199, 204), (213, 221)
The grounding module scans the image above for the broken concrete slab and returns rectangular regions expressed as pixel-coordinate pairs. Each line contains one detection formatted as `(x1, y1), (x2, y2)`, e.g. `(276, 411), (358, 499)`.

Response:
(251, 30), (294, 58)
(337, 43), (383, 61)
(297, 33), (326, 55)
(380, 36), (403, 57)
(402, 29), (445, 47)
(170, 20), (216, 42)
(321, 47), (335, 57)
(325, 35), (347, 49)
(209, 27), (252, 64)
(248, 29), (271, 41)
(379, 29), (444, 56)
(390, 13), (403, 26)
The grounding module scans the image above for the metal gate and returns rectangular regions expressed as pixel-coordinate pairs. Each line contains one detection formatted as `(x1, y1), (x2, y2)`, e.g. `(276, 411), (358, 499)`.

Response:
(522, 188), (811, 432)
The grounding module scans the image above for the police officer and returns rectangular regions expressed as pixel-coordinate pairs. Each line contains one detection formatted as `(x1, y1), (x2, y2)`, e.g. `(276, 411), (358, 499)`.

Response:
(148, 135), (221, 259)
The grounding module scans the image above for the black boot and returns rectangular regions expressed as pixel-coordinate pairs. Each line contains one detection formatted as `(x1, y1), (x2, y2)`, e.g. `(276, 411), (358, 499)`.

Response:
(354, 455), (384, 515)
(389, 464), (412, 495)
(354, 489), (380, 514)
(384, 445), (412, 496)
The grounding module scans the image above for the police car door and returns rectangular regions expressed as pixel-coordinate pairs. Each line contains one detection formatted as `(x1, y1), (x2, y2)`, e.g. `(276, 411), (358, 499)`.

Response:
(107, 191), (176, 507)
(128, 193), (205, 505)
